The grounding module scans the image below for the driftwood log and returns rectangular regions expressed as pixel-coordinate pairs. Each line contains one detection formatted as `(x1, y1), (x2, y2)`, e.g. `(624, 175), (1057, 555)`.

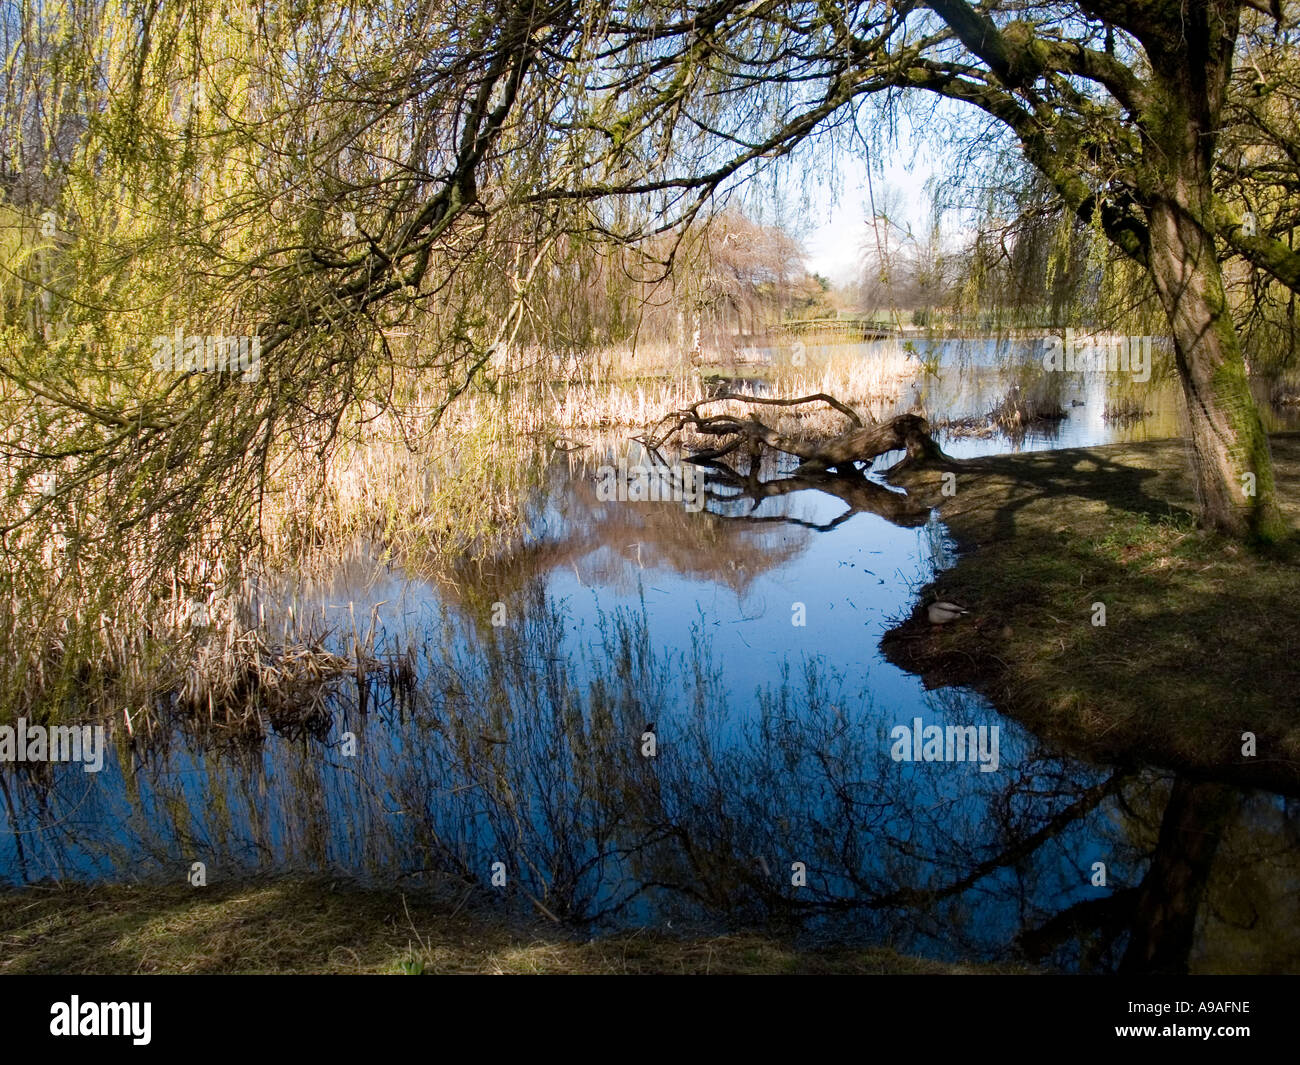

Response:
(645, 391), (950, 474)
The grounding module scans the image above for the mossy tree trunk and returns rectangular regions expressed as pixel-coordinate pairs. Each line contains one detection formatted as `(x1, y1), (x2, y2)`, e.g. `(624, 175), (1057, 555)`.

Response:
(1142, 4), (1287, 541)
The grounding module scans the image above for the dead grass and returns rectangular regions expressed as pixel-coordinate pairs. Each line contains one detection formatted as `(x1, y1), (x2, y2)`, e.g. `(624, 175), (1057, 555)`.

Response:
(0, 879), (1009, 975)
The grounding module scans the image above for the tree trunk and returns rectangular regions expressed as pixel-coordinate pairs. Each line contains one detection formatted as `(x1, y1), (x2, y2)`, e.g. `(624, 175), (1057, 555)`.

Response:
(1143, 6), (1288, 542)
(1147, 202), (1285, 540)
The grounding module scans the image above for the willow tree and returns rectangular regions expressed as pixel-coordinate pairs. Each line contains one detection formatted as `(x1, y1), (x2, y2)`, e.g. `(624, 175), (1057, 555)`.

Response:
(270, 0), (1295, 540)
(904, 1), (1294, 541)
(7, 0), (1299, 585)
(519, 0), (1298, 541)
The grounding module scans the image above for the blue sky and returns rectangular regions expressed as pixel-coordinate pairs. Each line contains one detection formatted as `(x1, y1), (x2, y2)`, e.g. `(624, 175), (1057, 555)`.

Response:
(787, 118), (943, 285)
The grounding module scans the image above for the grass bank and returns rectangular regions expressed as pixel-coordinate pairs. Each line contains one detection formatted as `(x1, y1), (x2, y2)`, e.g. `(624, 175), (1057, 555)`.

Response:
(884, 432), (1300, 795)
(0, 879), (1000, 975)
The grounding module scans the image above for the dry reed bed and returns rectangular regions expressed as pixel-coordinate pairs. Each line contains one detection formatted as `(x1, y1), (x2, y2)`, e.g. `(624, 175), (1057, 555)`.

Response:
(257, 343), (922, 564)
(0, 342), (921, 729)
(0, 536), (405, 737)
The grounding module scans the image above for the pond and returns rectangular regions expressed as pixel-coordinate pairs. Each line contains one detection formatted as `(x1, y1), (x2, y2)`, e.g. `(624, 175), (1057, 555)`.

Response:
(3, 339), (1298, 973)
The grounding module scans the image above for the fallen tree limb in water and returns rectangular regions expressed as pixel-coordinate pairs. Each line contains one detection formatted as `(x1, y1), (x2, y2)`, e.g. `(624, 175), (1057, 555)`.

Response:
(645, 392), (953, 474)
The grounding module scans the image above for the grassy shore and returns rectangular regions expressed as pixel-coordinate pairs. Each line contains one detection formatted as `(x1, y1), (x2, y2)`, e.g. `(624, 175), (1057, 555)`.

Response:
(0, 879), (1003, 975)
(884, 431), (1300, 795)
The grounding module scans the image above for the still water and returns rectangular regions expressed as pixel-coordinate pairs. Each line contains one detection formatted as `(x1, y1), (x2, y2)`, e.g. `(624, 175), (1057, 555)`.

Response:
(3, 341), (1298, 973)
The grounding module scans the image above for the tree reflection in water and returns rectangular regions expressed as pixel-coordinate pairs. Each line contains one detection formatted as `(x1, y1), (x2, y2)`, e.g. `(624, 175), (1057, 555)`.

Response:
(2, 585), (1295, 973)
(2, 448), (1296, 973)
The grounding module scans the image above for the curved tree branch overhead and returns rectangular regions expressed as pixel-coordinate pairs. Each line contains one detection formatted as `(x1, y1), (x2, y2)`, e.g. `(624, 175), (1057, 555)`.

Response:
(3, 0), (1297, 600)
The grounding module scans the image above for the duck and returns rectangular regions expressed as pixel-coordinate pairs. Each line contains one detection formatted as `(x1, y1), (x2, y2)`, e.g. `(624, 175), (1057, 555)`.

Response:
(927, 600), (970, 625)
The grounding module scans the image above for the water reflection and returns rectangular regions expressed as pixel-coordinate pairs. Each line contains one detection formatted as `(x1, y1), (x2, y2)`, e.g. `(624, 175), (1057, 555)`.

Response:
(2, 340), (1298, 973)
(3, 610), (1295, 972)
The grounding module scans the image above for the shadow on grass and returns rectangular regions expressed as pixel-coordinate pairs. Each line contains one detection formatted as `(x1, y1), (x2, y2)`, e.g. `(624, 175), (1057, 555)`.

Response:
(0, 879), (1003, 975)
(883, 434), (1300, 795)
